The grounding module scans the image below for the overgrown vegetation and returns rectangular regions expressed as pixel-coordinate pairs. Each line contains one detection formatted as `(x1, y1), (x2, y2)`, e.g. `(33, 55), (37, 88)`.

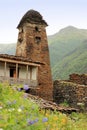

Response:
(0, 83), (87, 130)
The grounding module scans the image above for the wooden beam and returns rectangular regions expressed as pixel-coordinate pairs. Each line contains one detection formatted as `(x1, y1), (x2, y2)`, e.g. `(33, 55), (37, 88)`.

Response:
(26, 65), (28, 81)
(0, 58), (40, 67)
(4, 61), (7, 77)
(36, 67), (38, 81)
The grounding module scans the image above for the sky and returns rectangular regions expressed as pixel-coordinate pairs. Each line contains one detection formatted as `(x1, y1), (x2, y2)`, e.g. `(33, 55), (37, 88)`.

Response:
(0, 0), (87, 43)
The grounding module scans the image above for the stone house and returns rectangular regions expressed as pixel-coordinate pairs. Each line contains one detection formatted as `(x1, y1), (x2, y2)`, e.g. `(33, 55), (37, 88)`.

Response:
(0, 10), (53, 100)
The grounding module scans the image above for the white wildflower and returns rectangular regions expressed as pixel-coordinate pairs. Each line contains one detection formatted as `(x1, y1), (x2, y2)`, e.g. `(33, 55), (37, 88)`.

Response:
(18, 108), (22, 112)
(0, 106), (3, 109)
(8, 108), (15, 112)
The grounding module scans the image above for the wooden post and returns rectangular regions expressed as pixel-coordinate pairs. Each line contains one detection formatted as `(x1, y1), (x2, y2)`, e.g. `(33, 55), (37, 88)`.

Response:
(16, 63), (18, 80)
(30, 67), (32, 80)
(4, 61), (7, 78)
(36, 67), (38, 86)
(26, 65), (28, 83)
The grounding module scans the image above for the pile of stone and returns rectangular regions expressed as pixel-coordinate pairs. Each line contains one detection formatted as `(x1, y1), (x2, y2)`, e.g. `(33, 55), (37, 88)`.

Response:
(25, 93), (78, 114)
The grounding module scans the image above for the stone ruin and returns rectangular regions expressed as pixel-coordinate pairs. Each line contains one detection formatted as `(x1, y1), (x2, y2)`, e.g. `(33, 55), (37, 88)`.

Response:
(69, 73), (87, 85)
(53, 73), (87, 111)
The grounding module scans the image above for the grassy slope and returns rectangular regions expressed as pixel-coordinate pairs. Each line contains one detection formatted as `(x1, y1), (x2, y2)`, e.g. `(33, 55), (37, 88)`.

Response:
(0, 83), (87, 130)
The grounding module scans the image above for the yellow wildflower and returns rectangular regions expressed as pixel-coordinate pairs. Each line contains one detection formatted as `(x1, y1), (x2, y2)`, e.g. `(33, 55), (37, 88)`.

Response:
(45, 113), (49, 117)
(44, 122), (48, 126)
(52, 123), (57, 127)
(61, 118), (67, 125)
(53, 115), (58, 121)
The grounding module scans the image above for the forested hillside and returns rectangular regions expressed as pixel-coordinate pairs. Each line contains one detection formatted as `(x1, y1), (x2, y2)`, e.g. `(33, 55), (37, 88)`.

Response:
(0, 26), (87, 80)
(48, 26), (87, 79)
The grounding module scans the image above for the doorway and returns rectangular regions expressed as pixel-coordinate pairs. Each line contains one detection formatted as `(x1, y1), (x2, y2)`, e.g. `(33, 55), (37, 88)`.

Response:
(10, 68), (16, 78)
(10, 68), (19, 78)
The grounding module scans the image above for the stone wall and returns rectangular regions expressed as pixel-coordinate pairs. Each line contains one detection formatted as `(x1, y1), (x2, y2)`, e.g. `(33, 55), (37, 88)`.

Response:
(16, 23), (53, 101)
(69, 73), (87, 85)
(53, 80), (87, 110)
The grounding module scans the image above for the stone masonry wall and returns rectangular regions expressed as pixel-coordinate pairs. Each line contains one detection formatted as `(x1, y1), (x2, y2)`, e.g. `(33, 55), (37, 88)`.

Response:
(53, 80), (87, 110)
(25, 24), (53, 101)
(16, 23), (53, 101)
(69, 73), (87, 85)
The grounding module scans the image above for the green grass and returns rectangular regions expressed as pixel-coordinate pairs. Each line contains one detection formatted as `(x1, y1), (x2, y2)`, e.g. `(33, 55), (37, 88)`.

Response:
(0, 83), (87, 130)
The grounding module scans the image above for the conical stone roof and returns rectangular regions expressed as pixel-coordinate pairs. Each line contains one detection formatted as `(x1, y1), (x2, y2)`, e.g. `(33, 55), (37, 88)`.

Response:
(17, 9), (48, 28)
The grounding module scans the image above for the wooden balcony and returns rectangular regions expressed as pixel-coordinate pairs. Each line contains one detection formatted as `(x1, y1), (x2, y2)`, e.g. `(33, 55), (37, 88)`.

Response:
(0, 76), (38, 87)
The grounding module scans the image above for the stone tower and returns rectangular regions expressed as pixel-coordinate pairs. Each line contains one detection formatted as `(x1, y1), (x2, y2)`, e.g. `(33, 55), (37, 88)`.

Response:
(16, 9), (53, 100)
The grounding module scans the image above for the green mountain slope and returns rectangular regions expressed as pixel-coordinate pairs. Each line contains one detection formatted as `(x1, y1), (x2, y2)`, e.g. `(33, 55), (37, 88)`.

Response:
(48, 26), (87, 79)
(52, 41), (87, 79)
(48, 26), (87, 66)
(0, 26), (87, 80)
(0, 43), (16, 55)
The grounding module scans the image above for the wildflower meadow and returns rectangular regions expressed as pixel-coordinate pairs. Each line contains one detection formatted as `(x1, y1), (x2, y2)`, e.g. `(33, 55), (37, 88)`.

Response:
(0, 83), (87, 130)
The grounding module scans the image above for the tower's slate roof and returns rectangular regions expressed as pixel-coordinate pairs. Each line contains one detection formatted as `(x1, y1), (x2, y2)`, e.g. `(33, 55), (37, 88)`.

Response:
(17, 9), (48, 28)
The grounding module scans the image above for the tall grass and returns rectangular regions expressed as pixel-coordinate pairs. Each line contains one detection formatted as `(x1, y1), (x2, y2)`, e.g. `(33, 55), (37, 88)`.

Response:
(0, 83), (87, 130)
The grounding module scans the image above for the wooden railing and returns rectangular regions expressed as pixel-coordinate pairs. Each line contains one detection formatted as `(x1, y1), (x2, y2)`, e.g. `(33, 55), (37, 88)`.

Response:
(0, 76), (38, 87)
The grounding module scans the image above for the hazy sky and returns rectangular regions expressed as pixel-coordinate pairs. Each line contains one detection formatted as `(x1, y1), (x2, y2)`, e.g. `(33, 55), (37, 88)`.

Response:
(0, 0), (87, 43)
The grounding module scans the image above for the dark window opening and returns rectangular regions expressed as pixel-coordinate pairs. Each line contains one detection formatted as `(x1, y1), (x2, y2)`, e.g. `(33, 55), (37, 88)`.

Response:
(18, 38), (23, 43)
(10, 68), (19, 78)
(35, 37), (41, 44)
(21, 28), (23, 33)
(35, 26), (39, 32)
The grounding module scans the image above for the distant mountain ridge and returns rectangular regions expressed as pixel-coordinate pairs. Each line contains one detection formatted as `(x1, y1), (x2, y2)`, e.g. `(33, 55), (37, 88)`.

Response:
(48, 26), (87, 79)
(0, 26), (87, 79)
(0, 43), (16, 55)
